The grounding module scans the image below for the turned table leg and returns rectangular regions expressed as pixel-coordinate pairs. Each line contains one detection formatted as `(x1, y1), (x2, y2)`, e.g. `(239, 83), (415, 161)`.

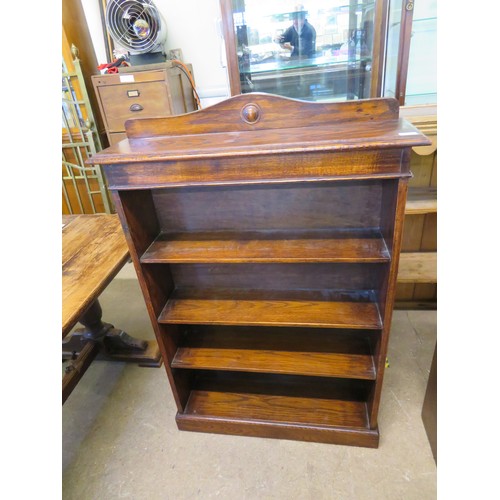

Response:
(62, 299), (161, 403)
(63, 298), (147, 354)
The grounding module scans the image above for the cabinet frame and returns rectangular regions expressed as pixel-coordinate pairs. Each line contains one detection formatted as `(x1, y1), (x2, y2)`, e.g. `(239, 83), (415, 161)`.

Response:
(89, 93), (429, 447)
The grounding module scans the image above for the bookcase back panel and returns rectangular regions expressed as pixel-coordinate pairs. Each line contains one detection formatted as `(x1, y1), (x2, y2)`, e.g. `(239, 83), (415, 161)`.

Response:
(178, 325), (379, 356)
(191, 369), (373, 401)
(169, 262), (385, 292)
(152, 180), (383, 232)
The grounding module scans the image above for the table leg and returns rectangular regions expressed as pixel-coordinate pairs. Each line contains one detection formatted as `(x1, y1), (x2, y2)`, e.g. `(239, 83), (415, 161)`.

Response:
(62, 299), (162, 367)
(62, 340), (101, 404)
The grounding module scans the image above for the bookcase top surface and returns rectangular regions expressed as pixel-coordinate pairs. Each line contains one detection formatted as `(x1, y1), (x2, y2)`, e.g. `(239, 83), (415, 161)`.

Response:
(89, 94), (431, 165)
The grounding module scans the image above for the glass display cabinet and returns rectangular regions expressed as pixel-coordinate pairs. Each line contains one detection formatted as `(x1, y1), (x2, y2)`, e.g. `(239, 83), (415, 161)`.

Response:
(221, 0), (382, 102)
(220, 0), (437, 106)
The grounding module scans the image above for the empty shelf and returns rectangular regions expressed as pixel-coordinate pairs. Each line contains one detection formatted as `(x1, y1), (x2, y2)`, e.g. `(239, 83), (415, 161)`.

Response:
(172, 327), (376, 380)
(183, 390), (368, 427)
(176, 388), (378, 447)
(158, 288), (382, 329)
(173, 349), (375, 380)
(141, 229), (391, 263)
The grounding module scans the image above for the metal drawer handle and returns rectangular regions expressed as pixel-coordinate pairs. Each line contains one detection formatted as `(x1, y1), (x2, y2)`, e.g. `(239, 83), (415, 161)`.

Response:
(129, 103), (144, 112)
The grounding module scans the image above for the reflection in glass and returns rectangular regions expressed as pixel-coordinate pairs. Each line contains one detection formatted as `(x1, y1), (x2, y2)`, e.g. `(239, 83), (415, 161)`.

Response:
(232, 0), (376, 102)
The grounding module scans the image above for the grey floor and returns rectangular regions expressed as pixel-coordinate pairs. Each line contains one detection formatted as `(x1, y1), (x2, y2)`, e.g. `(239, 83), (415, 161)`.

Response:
(62, 263), (437, 500)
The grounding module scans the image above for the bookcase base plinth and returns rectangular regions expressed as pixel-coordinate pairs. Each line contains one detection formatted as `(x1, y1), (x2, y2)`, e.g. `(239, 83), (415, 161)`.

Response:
(176, 413), (379, 448)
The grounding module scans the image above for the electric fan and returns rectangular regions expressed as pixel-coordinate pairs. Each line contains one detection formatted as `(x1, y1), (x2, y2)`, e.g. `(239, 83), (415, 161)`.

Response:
(105, 0), (168, 65)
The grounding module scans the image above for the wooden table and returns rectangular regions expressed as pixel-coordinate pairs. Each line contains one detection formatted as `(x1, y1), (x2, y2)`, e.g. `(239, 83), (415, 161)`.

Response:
(62, 214), (161, 403)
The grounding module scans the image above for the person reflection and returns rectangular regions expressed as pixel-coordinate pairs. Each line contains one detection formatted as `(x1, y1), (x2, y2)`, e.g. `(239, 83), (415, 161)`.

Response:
(277, 4), (316, 59)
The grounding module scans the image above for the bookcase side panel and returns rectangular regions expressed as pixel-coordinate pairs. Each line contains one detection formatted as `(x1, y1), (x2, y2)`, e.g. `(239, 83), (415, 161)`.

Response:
(113, 190), (191, 410)
(367, 177), (409, 426)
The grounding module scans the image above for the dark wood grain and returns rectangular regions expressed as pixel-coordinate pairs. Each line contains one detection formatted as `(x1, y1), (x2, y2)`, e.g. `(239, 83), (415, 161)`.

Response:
(173, 326), (376, 380)
(114, 190), (160, 255)
(91, 93), (429, 447)
(368, 179), (409, 426)
(191, 369), (373, 401)
(90, 125), (425, 166)
(176, 387), (378, 447)
(379, 178), (398, 256)
(152, 181), (385, 232)
(112, 192), (191, 410)
(173, 349), (375, 379)
(158, 288), (382, 329)
(101, 151), (409, 191)
(176, 413), (379, 447)
(178, 325), (375, 352)
(87, 95), (429, 168)
(184, 389), (369, 428)
(177, 369), (379, 446)
(141, 229), (390, 264)
(125, 93), (399, 137)
(168, 262), (384, 292)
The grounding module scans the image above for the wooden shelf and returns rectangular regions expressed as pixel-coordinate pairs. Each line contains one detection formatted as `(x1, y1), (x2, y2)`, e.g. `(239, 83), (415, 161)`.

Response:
(397, 252), (437, 283)
(172, 327), (376, 380)
(405, 187), (437, 215)
(141, 229), (391, 264)
(182, 389), (369, 427)
(177, 387), (378, 446)
(159, 288), (382, 329)
(175, 371), (377, 445)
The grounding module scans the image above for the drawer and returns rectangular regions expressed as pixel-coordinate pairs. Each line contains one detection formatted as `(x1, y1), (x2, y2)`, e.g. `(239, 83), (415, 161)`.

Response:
(97, 81), (172, 132)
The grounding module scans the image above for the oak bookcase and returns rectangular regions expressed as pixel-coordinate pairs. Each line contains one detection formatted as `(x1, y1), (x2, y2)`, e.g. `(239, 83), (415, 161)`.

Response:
(89, 93), (429, 448)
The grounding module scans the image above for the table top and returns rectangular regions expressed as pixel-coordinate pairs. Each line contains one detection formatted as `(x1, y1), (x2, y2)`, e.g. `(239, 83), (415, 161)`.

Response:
(62, 214), (129, 338)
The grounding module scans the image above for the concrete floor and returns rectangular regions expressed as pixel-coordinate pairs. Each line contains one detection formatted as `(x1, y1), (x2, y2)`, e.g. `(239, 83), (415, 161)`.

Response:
(62, 263), (437, 500)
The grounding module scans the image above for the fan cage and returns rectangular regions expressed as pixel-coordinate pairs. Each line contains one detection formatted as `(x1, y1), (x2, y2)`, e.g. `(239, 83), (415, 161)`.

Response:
(106, 0), (165, 54)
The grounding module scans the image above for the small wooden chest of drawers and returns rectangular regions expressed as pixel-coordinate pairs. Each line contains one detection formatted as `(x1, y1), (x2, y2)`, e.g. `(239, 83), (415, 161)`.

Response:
(92, 64), (197, 146)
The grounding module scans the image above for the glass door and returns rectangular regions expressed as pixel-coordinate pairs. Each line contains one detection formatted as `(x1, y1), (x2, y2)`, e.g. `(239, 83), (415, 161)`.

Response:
(404, 0), (436, 105)
(382, 0), (403, 100)
(381, 0), (436, 106)
(222, 0), (380, 102)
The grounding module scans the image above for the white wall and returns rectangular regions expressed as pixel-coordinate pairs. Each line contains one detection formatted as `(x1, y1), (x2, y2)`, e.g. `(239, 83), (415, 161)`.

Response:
(80, 0), (230, 106)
